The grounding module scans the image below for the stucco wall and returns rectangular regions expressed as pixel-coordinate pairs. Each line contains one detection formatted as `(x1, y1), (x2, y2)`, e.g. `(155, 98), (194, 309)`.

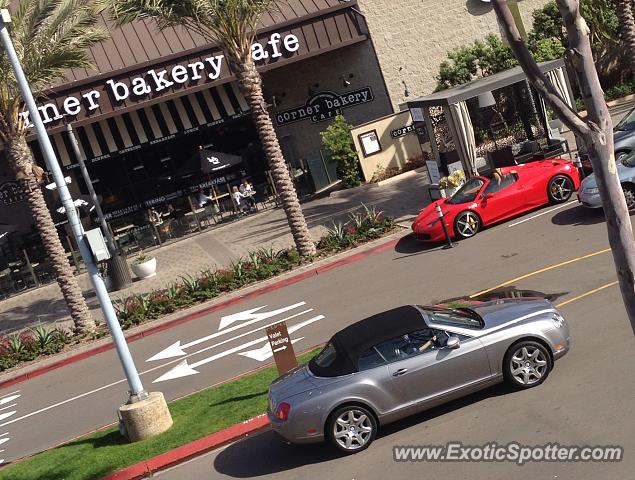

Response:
(357, 0), (552, 108)
(351, 110), (423, 182)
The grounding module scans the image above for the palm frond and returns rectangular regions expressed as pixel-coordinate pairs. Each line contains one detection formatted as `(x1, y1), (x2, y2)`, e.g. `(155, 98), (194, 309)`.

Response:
(0, 0), (109, 139)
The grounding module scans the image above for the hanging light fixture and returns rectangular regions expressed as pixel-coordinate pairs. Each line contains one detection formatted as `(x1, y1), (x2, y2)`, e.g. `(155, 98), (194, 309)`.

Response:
(478, 91), (496, 108)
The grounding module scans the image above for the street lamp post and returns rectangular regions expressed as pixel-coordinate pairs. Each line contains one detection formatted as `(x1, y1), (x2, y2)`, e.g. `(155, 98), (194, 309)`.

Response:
(0, 8), (171, 440)
(66, 124), (132, 291)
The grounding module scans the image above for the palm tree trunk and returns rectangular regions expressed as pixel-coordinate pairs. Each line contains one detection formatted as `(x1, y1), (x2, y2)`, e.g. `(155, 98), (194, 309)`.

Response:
(233, 58), (316, 257)
(614, 0), (635, 76)
(7, 134), (96, 335)
(493, 0), (635, 336)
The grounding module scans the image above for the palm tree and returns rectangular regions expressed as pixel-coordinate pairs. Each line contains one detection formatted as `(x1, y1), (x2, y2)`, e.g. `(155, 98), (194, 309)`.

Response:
(0, 0), (109, 334)
(112, 0), (317, 257)
(614, 0), (635, 75)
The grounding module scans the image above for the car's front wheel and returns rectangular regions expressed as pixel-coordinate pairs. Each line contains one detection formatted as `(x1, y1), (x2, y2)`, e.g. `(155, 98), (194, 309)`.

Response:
(622, 184), (635, 212)
(548, 175), (574, 203)
(503, 341), (553, 389)
(454, 210), (481, 240)
(326, 405), (377, 454)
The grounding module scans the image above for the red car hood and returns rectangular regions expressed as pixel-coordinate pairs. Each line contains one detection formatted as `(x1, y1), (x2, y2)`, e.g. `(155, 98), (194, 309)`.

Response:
(412, 199), (452, 230)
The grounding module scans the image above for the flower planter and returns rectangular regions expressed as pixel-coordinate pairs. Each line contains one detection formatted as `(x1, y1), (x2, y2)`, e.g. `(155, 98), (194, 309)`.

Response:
(131, 257), (157, 279)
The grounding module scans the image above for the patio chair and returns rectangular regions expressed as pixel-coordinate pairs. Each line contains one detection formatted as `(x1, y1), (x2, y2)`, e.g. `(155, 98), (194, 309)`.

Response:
(489, 146), (517, 168)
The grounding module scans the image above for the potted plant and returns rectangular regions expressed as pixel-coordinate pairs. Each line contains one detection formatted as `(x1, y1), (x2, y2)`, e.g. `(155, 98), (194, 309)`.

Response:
(130, 251), (157, 279)
(439, 170), (466, 198)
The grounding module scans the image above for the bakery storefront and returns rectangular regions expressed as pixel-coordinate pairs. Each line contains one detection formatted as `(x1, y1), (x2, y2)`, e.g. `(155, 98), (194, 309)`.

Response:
(0, 0), (393, 293)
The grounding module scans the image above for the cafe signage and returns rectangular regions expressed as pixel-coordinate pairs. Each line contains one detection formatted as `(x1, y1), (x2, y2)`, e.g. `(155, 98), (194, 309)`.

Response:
(275, 87), (374, 126)
(0, 181), (25, 206)
(20, 33), (302, 128)
(390, 124), (416, 138)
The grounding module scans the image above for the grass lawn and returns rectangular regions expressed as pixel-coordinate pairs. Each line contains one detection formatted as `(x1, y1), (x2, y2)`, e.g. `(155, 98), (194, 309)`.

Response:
(0, 349), (321, 480)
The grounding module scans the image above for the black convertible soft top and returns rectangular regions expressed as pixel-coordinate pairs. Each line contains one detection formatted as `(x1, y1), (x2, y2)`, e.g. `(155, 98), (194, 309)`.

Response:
(309, 305), (427, 377)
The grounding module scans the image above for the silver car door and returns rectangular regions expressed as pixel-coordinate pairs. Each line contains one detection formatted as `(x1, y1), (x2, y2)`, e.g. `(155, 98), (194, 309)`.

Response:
(387, 334), (491, 406)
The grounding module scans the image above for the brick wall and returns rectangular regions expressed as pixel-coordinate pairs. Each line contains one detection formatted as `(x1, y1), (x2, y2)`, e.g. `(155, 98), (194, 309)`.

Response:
(357, 0), (552, 108)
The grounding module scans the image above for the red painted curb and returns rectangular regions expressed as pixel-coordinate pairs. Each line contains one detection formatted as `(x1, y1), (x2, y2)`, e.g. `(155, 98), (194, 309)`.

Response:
(100, 415), (270, 480)
(0, 235), (402, 390)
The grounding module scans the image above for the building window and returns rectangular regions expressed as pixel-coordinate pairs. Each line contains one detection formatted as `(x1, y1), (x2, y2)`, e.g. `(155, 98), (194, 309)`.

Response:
(359, 130), (381, 157)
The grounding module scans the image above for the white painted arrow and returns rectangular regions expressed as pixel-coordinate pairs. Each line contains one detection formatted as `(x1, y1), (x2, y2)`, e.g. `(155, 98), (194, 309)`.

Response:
(147, 304), (311, 361)
(0, 412), (15, 422)
(218, 302), (306, 330)
(0, 393), (19, 406)
(239, 337), (304, 362)
(153, 315), (324, 383)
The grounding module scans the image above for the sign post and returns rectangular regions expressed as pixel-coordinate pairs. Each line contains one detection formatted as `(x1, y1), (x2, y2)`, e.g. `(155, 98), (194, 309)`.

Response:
(266, 321), (298, 375)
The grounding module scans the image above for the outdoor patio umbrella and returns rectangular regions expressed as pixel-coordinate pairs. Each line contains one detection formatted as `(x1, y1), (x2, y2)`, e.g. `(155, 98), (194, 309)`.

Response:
(199, 149), (243, 174)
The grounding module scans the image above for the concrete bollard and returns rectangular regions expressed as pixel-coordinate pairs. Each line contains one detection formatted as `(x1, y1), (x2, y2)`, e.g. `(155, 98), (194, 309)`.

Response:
(118, 391), (173, 442)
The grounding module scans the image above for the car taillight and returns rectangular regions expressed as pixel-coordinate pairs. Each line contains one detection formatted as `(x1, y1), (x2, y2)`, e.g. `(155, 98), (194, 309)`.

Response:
(275, 402), (291, 421)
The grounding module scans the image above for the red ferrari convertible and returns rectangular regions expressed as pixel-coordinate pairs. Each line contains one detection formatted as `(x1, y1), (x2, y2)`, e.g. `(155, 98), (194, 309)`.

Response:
(411, 159), (581, 242)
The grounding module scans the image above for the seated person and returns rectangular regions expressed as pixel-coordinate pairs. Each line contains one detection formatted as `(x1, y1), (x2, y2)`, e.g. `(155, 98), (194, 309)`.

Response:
(239, 179), (255, 195)
(146, 207), (163, 226)
(239, 179), (257, 211)
(491, 168), (518, 186)
(232, 185), (256, 212)
(197, 188), (214, 208)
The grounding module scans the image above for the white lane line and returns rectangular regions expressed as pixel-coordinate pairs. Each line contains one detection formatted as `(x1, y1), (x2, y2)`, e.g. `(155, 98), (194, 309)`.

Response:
(0, 404), (17, 412)
(0, 313), (322, 428)
(507, 201), (575, 228)
(0, 390), (20, 405)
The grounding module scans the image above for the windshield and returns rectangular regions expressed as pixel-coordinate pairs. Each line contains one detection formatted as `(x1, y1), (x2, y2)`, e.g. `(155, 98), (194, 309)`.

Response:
(623, 151), (635, 168)
(418, 305), (484, 329)
(615, 108), (635, 131)
(447, 178), (485, 204)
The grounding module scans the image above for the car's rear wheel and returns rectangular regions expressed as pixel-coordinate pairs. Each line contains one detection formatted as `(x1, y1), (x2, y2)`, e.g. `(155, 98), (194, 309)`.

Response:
(616, 151), (629, 163)
(503, 341), (552, 389)
(548, 175), (574, 203)
(326, 405), (377, 454)
(622, 184), (635, 212)
(454, 211), (481, 239)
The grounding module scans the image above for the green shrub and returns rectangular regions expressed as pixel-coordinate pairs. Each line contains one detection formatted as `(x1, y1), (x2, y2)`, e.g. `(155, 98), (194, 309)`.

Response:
(320, 115), (362, 188)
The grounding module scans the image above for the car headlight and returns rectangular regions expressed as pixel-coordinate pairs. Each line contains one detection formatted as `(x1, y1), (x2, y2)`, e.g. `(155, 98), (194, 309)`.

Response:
(551, 313), (566, 328)
(584, 187), (599, 194)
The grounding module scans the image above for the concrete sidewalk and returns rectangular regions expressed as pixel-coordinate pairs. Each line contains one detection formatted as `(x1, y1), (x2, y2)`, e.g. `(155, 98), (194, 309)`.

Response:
(0, 168), (431, 333)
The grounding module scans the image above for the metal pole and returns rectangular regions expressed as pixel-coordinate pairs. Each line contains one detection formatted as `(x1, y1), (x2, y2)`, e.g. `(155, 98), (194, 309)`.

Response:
(66, 124), (116, 251)
(65, 124), (132, 291)
(435, 204), (456, 249)
(0, 12), (146, 402)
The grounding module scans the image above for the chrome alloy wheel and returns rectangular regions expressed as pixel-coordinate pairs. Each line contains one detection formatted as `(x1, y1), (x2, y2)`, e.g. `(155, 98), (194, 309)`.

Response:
(549, 176), (573, 202)
(333, 409), (374, 451)
(623, 186), (635, 211)
(455, 211), (480, 238)
(510, 346), (548, 386)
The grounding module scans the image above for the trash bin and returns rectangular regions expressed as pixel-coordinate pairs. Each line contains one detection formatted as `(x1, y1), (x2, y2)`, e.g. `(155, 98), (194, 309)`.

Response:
(107, 249), (132, 291)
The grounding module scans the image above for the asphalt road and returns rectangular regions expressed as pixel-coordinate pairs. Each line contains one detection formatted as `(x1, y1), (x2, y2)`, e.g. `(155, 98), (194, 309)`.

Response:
(0, 196), (634, 467)
(156, 284), (635, 480)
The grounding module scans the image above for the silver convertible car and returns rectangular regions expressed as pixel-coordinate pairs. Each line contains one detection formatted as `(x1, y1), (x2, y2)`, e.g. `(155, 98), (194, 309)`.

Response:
(267, 301), (571, 453)
(578, 150), (635, 211)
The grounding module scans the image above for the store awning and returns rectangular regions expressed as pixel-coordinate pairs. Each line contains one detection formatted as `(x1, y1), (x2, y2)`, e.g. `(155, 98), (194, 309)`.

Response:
(39, 82), (249, 167)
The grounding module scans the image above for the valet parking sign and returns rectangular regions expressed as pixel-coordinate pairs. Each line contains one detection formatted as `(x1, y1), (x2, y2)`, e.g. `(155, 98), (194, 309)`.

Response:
(266, 321), (298, 375)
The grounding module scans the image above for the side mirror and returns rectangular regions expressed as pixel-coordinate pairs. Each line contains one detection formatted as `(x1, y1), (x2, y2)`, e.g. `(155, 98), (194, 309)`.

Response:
(481, 193), (493, 201)
(446, 336), (460, 349)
